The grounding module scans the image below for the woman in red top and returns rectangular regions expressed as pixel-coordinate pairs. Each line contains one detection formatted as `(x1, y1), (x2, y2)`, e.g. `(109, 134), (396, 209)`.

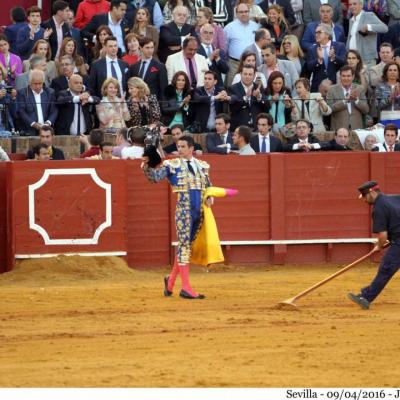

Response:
(75, 0), (110, 30)
(122, 33), (141, 66)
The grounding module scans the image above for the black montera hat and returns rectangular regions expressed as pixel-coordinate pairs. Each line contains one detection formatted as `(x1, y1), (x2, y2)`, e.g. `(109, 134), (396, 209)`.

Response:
(143, 145), (161, 168)
(358, 180), (379, 198)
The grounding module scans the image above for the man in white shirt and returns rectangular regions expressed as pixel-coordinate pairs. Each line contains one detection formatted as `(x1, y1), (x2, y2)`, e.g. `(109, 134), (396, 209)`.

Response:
(346, 0), (388, 68)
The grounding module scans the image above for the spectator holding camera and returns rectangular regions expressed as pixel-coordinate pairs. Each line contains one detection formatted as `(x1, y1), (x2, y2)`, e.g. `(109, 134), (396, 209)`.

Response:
(0, 75), (17, 132)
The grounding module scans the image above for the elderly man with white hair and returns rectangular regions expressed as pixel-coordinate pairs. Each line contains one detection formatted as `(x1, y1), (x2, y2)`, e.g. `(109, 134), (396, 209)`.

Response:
(16, 69), (58, 136)
(159, 5), (197, 63)
(346, 0), (388, 68)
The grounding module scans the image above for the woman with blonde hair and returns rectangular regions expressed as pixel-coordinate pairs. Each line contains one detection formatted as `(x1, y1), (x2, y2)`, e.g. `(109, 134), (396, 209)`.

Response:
(96, 77), (130, 131)
(261, 4), (290, 51)
(57, 37), (88, 76)
(127, 77), (161, 127)
(131, 7), (159, 55)
(195, 7), (226, 52)
(280, 34), (304, 75)
(22, 39), (57, 81)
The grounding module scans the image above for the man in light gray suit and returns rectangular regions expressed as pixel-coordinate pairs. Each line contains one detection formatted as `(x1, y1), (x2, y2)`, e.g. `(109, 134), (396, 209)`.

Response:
(243, 29), (272, 67)
(326, 65), (369, 131)
(258, 44), (299, 90)
(303, 0), (343, 25)
(15, 55), (50, 91)
(346, 0), (388, 68)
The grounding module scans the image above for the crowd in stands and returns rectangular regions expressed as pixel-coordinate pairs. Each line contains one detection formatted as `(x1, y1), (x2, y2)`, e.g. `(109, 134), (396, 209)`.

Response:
(0, 0), (400, 160)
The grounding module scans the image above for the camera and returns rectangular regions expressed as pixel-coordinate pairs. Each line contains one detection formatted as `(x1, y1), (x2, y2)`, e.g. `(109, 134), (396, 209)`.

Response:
(4, 86), (13, 94)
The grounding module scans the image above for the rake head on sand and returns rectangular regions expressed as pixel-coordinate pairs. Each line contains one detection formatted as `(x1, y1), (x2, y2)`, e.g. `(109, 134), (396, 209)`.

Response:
(277, 245), (383, 310)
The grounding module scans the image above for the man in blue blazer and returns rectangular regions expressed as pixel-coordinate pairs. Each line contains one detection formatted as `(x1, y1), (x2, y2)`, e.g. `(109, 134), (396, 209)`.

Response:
(250, 113), (283, 153)
(206, 113), (237, 154)
(16, 70), (58, 136)
(306, 24), (346, 92)
(301, 3), (346, 51)
(89, 36), (129, 97)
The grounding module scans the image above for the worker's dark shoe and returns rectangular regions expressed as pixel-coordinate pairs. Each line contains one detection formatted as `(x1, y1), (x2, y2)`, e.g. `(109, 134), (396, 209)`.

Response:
(164, 276), (172, 297)
(179, 289), (205, 299)
(348, 292), (370, 309)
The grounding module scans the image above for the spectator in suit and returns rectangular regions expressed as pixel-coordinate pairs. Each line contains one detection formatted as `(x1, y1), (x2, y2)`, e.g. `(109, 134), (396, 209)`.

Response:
(206, 113), (235, 154)
(82, 0), (130, 55)
(291, 78), (331, 133)
(126, 0), (164, 31)
(258, 0), (296, 26)
(163, 124), (203, 155)
(260, 5), (290, 51)
(16, 55), (49, 91)
(264, 70), (292, 129)
(41, 0), (72, 60)
(16, 69), (58, 136)
(161, 71), (193, 128)
(280, 34), (304, 76)
(283, 119), (322, 152)
(382, 22), (400, 51)
(55, 74), (99, 135)
(258, 44), (299, 91)
(250, 112), (283, 153)
(57, 37), (88, 76)
(371, 124), (400, 152)
(375, 62), (400, 127)
(131, 7), (160, 55)
(306, 24), (346, 92)
(223, 2), (260, 88)
(159, 6), (197, 63)
(26, 126), (65, 159)
(228, 64), (267, 131)
(166, 37), (209, 89)
(16, 6), (52, 60)
(90, 36), (129, 98)
(191, 70), (229, 132)
(4, 6), (27, 56)
(326, 65), (369, 131)
(96, 77), (130, 130)
(197, 24), (229, 88)
(126, 76), (161, 127)
(243, 29), (272, 67)
(386, 0), (400, 26)
(127, 37), (168, 98)
(232, 51), (267, 87)
(321, 127), (353, 151)
(301, 3), (346, 52)
(303, 0), (343, 25)
(163, 0), (197, 26)
(31, 143), (51, 160)
(22, 40), (57, 83)
(51, 55), (91, 96)
(346, 0), (388, 68)
(74, 0), (110, 30)
(195, 7), (227, 53)
(65, 9), (85, 57)
(232, 125), (256, 155)
(0, 35), (23, 88)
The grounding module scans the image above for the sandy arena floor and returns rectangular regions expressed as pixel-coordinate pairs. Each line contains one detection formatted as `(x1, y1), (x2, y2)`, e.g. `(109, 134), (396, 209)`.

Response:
(0, 256), (399, 388)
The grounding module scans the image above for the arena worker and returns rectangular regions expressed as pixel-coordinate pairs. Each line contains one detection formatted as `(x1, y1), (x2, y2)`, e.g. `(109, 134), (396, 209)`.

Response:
(348, 181), (400, 309)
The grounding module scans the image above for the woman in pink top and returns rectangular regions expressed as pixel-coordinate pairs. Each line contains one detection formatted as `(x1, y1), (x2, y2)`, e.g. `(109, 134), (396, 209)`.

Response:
(0, 34), (22, 88)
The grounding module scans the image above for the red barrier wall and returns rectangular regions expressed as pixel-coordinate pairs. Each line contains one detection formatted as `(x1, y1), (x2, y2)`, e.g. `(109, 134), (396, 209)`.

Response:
(1, 153), (400, 272)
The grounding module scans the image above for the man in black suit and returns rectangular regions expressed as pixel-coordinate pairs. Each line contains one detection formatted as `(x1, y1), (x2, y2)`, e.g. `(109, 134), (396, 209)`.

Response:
(26, 126), (65, 159)
(259, 0), (296, 26)
(41, 0), (71, 60)
(250, 113), (283, 153)
(55, 74), (100, 135)
(51, 55), (91, 95)
(197, 24), (229, 88)
(283, 119), (322, 152)
(127, 37), (167, 98)
(206, 113), (237, 154)
(228, 64), (266, 131)
(81, 0), (130, 54)
(159, 5), (197, 63)
(17, 70), (58, 136)
(90, 36), (129, 97)
(192, 71), (228, 133)
(322, 127), (353, 151)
